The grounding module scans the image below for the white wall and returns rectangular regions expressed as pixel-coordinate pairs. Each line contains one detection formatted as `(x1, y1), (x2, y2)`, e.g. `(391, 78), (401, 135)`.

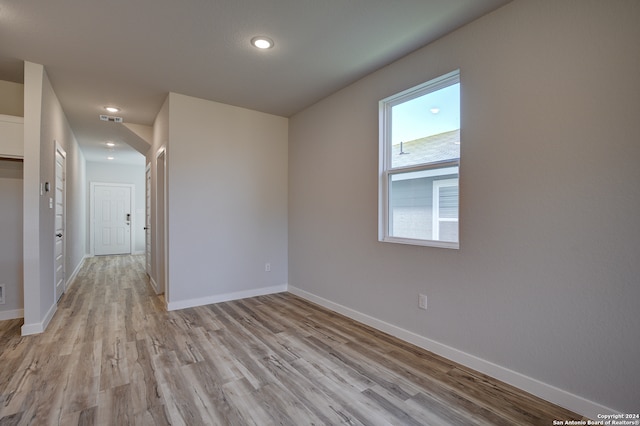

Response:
(289, 0), (640, 417)
(0, 159), (23, 318)
(86, 161), (145, 254)
(165, 93), (288, 309)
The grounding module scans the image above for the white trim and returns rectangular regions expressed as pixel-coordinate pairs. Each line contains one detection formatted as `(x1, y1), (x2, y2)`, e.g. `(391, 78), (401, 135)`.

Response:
(0, 114), (24, 159)
(132, 250), (145, 255)
(89, 182), (136, 256)
(54, 141), (67, 302)
(381, 235), (459, 249)
(287, 285), (617, 420)
(145, 162), (152, 280)
(0, 153), (23, 160)
(156, 148), (168, 301)
(21, 302), (56, 336)
(379, 70), (461, 249)
(167, 284), (288, 311)
(65, 254), (88, 291)
(149, 276), (159, 294)
(0, 114), (24, 124)
(391, 166), (458, 182)
(0, 309), (24, 320)
(380, 70), (461, 108)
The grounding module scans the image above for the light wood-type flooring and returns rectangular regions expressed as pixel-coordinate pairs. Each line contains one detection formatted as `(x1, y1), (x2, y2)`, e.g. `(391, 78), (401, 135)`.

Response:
(0, 255), (585, 425)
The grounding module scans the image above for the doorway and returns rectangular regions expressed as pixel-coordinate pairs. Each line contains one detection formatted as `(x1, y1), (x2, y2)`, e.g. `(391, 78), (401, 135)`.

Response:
(90, 183), (135, 255)
(145, 163), (151, 276)
(156, 149), (167, 299)
(54, 143), (66, 301)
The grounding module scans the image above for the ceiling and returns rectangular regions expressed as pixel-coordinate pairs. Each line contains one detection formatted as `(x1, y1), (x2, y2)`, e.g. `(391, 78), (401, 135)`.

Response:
(0, 0), (510, 166)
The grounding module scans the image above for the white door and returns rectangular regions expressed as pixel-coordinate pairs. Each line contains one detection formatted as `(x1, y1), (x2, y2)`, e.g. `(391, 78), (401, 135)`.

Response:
(55, 144), (66, 301)
(145, 164), (151, 275)
(94, 184), (132, 255)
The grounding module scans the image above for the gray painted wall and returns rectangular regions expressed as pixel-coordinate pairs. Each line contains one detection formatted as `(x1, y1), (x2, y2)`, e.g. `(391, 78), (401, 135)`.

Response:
(0, 81), (25, 318)
(0, 81), (24, 117)
(166, 93), (288, 306)
(39, 67), (87, 313)
(66, 142), (86, 280)
(289, 0), (640, 414)
(0, 159), (24, 315)
(23, 62), (87, 333)
(86, 161), (145, 254)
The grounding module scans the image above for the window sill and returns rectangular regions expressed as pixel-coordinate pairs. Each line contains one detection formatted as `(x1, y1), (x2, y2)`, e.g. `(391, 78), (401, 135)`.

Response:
(380, 236), (459, 250)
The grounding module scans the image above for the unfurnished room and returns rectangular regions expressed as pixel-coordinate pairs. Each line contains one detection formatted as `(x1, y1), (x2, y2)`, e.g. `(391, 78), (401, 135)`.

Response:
(0, 0), (639, 424)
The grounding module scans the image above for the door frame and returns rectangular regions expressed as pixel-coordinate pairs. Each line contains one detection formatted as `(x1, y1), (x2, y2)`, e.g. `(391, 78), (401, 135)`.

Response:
(54, 141), (66, 301)
(145, 162), (152, 277)
(89, 182), (136, 256)
(156, 148), (168, 301)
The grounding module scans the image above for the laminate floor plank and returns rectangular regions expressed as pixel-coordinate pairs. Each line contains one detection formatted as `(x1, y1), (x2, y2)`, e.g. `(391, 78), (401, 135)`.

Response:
(187, 328), (244, 384)
(179, 361), (245, 425)
(289, 358), (393, 426)
(0, 411), (24, 426)
(60, 341), (100, 415)
(214, 302), (301, 365)
(220, 378), (277, 425)
(407, 390), (510, 426)
(124, 340), (163, 416)
(0, 255), (586, 425)
(77, 406), (97, 426)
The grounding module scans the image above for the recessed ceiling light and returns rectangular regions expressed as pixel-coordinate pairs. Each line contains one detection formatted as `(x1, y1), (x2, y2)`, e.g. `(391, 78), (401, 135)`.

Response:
(251, 36), (274, 49)
(107, 156), (115, 160)
(106, 142), (115, 147)
(105, 106), (120, 113)
(430, 107), (440, 114)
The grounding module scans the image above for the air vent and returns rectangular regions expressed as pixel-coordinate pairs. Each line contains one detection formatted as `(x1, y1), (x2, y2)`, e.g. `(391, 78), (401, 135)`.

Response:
(99, 115), (123, 123)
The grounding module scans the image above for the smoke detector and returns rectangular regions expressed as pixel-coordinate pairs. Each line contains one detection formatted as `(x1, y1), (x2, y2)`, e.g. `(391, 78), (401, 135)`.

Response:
(99, 115), (123, 123)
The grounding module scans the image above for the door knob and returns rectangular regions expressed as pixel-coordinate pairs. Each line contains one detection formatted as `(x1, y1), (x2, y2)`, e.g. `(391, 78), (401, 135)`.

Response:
(56, 233), (63, 238)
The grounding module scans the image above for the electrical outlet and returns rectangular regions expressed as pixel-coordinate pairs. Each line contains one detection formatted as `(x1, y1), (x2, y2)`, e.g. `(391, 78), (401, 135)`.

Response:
(0, 284), (5, 305)
(265, 263), (271, 272)
(418, 293), (427, 310)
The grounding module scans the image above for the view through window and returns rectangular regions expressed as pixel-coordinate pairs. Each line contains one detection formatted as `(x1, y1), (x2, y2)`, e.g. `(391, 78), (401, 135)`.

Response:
(379, 70), (460, 248)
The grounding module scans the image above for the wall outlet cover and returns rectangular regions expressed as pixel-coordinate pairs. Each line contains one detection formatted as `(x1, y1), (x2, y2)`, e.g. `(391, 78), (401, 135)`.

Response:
(419, 293), (427, 310)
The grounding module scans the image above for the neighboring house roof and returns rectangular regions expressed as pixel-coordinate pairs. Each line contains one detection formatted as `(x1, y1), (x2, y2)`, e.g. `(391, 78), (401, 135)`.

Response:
(392, 129), (460, 168)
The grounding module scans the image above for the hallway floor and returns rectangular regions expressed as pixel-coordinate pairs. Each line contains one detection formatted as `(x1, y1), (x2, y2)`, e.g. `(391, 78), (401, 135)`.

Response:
(0, 255), (584, 425)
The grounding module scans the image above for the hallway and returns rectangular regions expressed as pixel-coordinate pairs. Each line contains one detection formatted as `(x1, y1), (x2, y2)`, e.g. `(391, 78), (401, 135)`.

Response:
(0, 256), (583, 425)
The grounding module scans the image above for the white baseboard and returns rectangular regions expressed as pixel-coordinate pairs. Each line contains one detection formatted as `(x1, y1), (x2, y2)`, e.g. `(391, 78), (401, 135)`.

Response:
(0, 308), (24, 321)
(167, 284), (288, 311)
(21, 302), (57, 336)
(65, 255), (88, 291)
(149, 276), (160, 294)
(132, 250), (145, 255)
(287, 285), (615, 420)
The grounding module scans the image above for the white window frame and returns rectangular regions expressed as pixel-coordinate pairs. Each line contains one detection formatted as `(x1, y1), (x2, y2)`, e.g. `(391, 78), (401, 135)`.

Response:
(378, 70), (460, 249)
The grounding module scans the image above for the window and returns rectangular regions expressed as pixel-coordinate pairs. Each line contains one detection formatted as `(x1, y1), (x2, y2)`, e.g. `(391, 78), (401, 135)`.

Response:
(379, 70), (460, 249)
